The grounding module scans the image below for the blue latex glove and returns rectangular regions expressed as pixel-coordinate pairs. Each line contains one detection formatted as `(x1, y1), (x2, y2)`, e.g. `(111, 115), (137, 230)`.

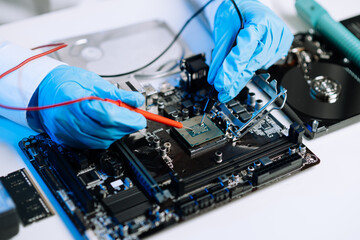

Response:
(33, 65), (146, 149)
(208, 0), (294, 103)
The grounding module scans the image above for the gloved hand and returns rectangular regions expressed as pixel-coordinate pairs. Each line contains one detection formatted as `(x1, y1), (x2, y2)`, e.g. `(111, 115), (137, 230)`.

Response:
(33, 65), (146, 149)
(208, 0), (294, 103)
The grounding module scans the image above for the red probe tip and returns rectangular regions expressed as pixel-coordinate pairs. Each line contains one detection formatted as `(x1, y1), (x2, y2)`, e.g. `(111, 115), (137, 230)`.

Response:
(104, 99), (183, 129)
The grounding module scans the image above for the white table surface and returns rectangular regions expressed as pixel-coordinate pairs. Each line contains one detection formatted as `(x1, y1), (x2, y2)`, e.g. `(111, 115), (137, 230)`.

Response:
(0, 0), (359, 239)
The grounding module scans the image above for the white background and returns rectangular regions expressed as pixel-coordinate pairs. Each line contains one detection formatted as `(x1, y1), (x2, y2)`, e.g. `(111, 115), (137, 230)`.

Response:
(0, 0), (359, 239)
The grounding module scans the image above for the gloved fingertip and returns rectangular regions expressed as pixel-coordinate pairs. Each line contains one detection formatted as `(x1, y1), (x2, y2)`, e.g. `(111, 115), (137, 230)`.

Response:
(89, 140), (113, 150)
(207, 71), (215, 86)
(133, 91), (146, 107)
(136, 114), (147, 130)
(218, 92), (233, 103)
(106, 103), (147, 131)
(51, 64), (70, 73)
(116, 89), (145, 108)
(208, 64), (220, 86)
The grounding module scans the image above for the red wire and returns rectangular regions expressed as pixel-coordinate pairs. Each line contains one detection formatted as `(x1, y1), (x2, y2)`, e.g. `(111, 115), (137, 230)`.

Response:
(0, 43), (103, 112)
(0, 43), (67, 80)
(0, 96), (106, 111)
(0, 43), (115, 112)
(31, 43), (66, 50)
(0, 43), (183, 128)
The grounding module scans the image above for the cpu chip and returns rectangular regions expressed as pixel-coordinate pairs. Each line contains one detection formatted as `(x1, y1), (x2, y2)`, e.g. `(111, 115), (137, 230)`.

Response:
(174, 116), (224, 147)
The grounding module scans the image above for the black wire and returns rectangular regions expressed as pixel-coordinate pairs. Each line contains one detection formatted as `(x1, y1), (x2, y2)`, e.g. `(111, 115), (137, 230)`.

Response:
(205, 0), (244, 107)
(100, 0), (214, 78)
(230, 0), (244, 46)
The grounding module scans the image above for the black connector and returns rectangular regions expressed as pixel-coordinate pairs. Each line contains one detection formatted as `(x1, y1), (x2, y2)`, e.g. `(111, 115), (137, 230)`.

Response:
(180, 54), (209, 92)
(203, 87), (219, 114)
(250, 154), (304, 186)
(289, 122), (305, 144)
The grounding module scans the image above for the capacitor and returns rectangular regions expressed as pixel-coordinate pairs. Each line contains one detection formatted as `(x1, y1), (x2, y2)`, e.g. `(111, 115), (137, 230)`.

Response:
(247, 165), (255, 172)
(182, 108), (189, 120)
(171, 112), (179, 122)
(124, 177), (133, 188)
(152, 95), (159, 105)
(248, 92), (256, 107)
(214, 151), (223, 163)
(255, 99), (263, 111)
(157, 100), (165, 113)
(254, 161), (262, 168)
(232, 174), (241, 182)
(299, 144), (307, 154)
(164, 142), (171, 153)
(193, 105), (201, 116)
(288, 147), (297, 155)
(160, 146), (167, 157)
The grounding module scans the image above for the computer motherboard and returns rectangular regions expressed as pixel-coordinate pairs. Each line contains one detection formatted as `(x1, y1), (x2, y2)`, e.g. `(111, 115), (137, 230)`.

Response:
(19, 55), (320, 239)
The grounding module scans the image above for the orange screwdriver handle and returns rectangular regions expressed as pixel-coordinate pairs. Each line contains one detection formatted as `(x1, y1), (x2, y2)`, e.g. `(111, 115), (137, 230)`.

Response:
(104, 99), (183, 129)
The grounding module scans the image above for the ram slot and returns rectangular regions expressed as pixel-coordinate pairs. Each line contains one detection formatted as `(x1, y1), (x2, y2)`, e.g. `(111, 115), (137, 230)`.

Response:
(116, 141), (172, 204)
(44, 146), (95, 212)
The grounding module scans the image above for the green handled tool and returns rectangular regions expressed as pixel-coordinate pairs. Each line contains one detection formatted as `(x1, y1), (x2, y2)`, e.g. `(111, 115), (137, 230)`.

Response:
(295, 0), (360, 69)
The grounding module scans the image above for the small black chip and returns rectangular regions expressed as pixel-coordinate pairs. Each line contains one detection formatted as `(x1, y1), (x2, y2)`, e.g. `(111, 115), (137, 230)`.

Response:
(232, 104), (246, 114)
(261, 122), (271, 130)
(182, 100), (193, 109)
(164, 97), (173, 103)
(102, 186), (151, 223)
(238, 111), (252, 122)
(79, 170), (101, 186)
(164, 105), (178, 117)
(227, 99), (239, 108)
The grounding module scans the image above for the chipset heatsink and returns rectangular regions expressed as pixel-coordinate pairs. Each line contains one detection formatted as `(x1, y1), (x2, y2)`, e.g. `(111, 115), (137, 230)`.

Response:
(174, 115), (224, 147)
